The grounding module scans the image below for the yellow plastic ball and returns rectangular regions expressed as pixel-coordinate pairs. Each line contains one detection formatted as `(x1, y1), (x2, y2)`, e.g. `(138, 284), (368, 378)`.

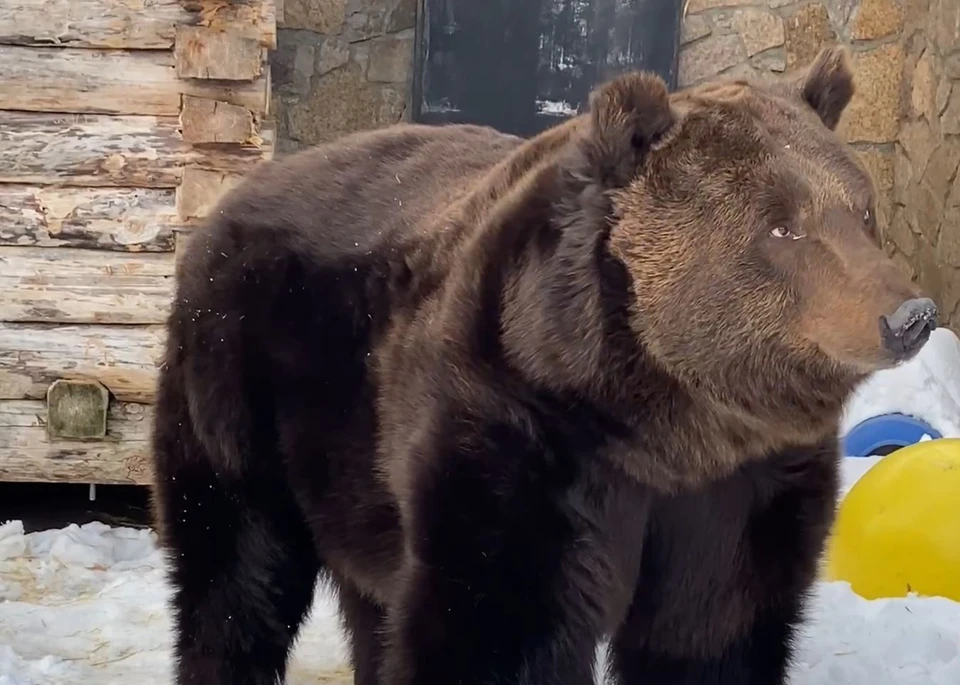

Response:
(824, 438), (960, 601)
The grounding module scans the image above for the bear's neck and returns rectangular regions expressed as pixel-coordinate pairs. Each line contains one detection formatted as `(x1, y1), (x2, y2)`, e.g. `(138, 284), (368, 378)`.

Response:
(496, 230), (847, 492)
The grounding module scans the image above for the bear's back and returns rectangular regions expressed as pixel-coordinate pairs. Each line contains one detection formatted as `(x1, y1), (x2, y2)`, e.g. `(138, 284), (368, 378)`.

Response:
(203, 123), (526, 267)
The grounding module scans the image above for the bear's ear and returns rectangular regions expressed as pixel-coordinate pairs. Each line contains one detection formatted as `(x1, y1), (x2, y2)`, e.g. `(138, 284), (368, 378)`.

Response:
(800, 45), (854, 130)
(575, 71), (676, 188)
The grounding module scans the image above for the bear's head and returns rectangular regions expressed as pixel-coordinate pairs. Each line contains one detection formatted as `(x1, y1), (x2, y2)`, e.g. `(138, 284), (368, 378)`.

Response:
(566, 46), (937, 430)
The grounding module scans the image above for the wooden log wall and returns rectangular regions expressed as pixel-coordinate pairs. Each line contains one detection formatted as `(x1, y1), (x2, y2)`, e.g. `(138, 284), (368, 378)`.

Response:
(0, 0), (277, 485)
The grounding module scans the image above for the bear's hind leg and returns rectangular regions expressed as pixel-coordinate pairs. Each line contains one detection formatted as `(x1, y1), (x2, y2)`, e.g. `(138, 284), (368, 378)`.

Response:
(158, 459), (321, 685)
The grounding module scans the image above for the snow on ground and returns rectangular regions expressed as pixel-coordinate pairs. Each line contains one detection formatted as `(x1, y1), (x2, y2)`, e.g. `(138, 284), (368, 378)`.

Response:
(0, 521), (349, 685)
(1, 459), (958, 685)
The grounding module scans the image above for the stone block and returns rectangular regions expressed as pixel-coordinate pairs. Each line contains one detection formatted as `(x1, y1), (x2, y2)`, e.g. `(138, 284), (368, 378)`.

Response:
(949, 179), (960, 212)
(273, 29), (323, 96)
(858, 148), (895, 194)
(937, 80), (952, 117)
(317, 36), (351, 76)
(913, 179), (945, 246)
(343, 0), (389, 42)
(923, 138), (960, 203)
(710, 10), (736, 31)
(286, 62), (407, 145)
(937, 206), (960, 265)
(893, 143), (915, 205)
(903, 0), (932, 36)
(294, 42), (316, 85)
(678, 33), (747, 86)
(785, 4), (836, 71)
(271, 90), (289, 133)
(851, 0), (904, 40)
(948, 172), (960, 207)
(887, 207), (918, 256)
(910, 50), (936, 121)
(935, 0), (960, 55)
(916, 234), (960, 322)
(686, 0), (744, 13)
(899, 118), (939, 179)
(283, 0), (347, 34)
(826, 0), (860, 30)
(681, 15), (712, 46)
(857, 147), (894, 228)
(944, 275), (960, 326)
(46, 379), (109, 441)
(751, 50), (787, 73)
(387, 0), (417, 32)
(913, 237), (942, 303)
(720, 62), (766, 83)
(941, 87), (960, 136)
(380, 85), (408, 123)
(731, 9), (785, 57)
(891, 251), (918, 281)
(945, 53), (960, 79)
(836, 43), (905, 143)
(367, 35), (414, 83)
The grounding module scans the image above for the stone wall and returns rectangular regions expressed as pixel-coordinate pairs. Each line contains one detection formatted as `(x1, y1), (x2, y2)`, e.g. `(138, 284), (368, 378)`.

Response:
(680, 0), (906, 239)
(888, 0), (960, 327)
(270, 1), (906, 223)
(269, 0), (960, 322)
(271, 0), (416, 154)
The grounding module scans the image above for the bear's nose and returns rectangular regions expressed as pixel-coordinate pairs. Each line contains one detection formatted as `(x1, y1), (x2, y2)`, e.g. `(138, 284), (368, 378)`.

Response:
(879, 297), (938, 362)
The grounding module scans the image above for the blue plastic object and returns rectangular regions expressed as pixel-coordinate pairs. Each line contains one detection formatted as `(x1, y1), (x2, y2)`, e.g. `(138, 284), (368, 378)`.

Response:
(842, 413), (943, 457)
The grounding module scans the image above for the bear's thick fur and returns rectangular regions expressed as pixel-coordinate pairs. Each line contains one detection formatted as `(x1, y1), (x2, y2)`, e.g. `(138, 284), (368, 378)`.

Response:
(151, 46), (936, 685)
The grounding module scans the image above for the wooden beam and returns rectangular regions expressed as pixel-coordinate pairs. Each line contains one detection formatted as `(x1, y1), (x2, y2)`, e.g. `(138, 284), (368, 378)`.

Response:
(0, 323), (164, 403)
(0, 111), (272, 188)
(0, 400), (153, 485)
(176, 167), (243, 220)
(0, 246), (176, 325)
(0, 185), (179, 251)
(0, 46), (269, 116)
(181, 95), (258, 144)
(189, 0), (277, 49)
(175, 26), (263, 81)
(0, 0), (276, 50)
(0, 0), (186, 49)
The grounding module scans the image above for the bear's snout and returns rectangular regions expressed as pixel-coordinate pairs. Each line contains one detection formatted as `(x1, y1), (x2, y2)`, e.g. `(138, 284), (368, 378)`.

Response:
(878, 297), (938, 363)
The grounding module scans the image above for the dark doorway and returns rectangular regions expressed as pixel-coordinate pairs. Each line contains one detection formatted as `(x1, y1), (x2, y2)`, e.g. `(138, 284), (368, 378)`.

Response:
(412, 0), (683, 137)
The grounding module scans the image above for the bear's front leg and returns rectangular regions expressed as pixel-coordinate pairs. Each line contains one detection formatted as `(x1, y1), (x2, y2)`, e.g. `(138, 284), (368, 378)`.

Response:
(378, 416), (641, 685)
(606, 440), (838, 685)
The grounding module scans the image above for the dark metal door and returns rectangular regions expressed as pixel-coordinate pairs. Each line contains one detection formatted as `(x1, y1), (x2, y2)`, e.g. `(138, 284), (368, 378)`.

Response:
(411, 0), (683, 137)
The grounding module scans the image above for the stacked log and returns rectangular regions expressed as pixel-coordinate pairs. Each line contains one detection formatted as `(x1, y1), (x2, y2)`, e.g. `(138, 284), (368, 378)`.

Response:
(0, 0), (277, 485)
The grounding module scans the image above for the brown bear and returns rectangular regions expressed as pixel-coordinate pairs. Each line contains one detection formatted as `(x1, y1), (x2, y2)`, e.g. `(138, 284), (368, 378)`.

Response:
(151, 45), (938, 685)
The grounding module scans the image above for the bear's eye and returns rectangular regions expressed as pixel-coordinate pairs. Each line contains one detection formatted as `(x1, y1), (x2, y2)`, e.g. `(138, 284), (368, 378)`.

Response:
(863, 209), (872, 224)
(770, 226), (795, 239)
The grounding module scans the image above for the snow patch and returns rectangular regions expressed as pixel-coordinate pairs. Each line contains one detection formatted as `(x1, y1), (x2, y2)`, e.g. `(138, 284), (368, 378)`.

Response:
(1, 457), (957, 684)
